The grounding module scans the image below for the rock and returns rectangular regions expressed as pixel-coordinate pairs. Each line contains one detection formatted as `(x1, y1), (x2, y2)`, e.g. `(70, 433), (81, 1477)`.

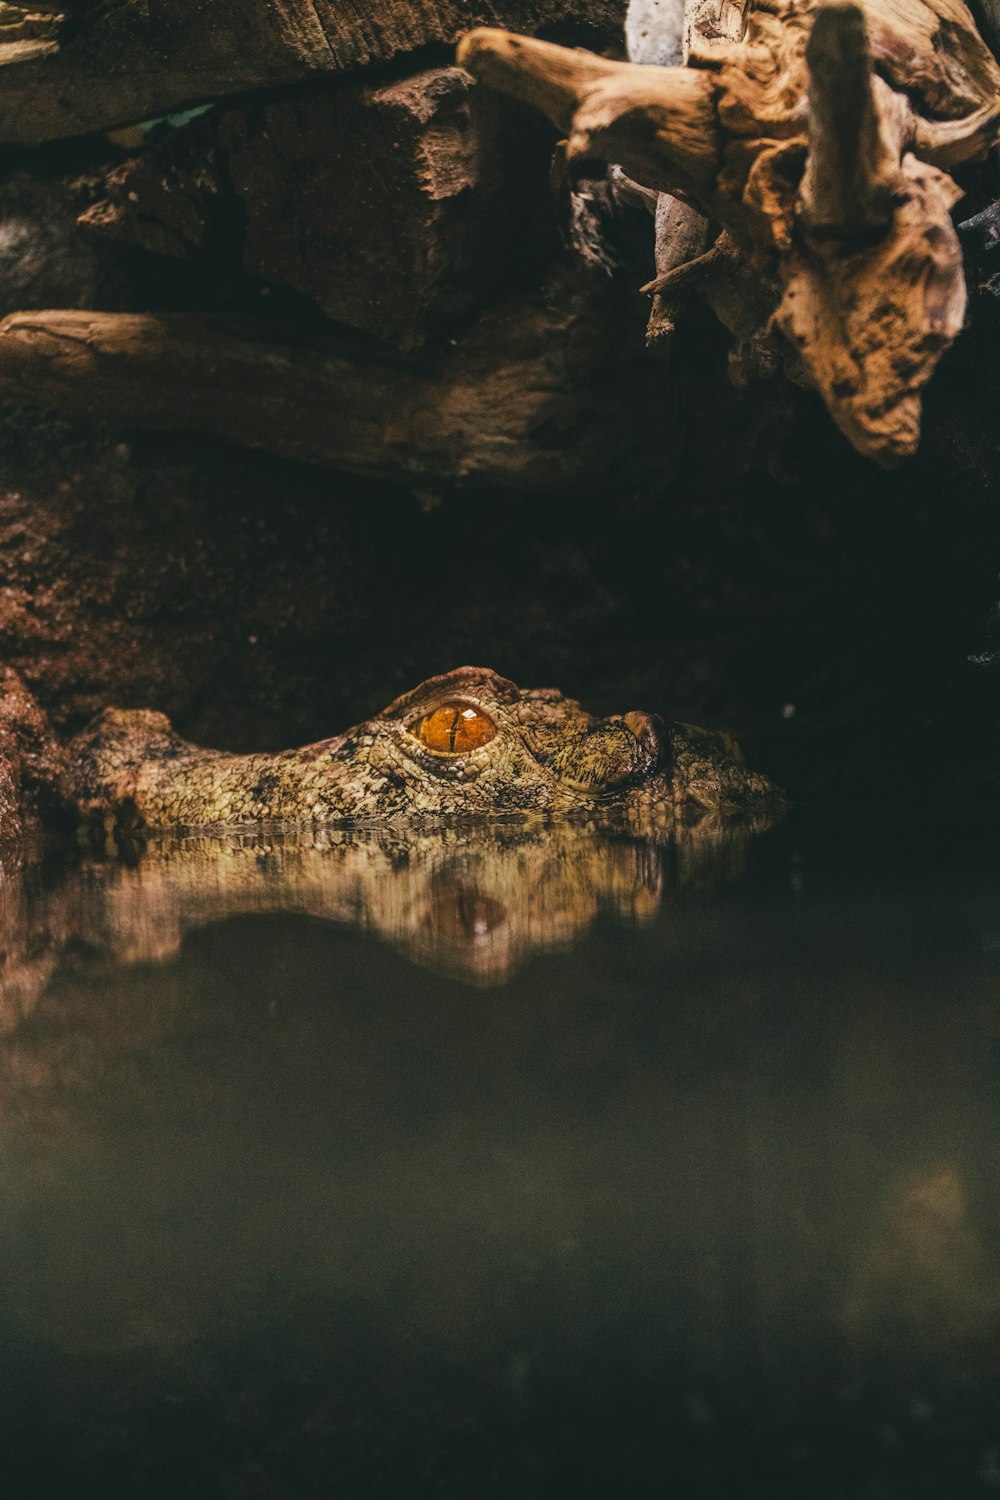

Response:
(81, 70), (558, 348)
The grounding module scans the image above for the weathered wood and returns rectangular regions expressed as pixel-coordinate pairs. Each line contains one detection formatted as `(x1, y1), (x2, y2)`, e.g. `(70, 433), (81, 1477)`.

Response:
(683, 0), (747, 57)
(574, 0), (706, 360)
(640, 0), (745, 348)
(798, 3), (897, 238)
(0, 0), (626, 146)
(0, 296), (674, 493)
(858, 0), (1000, 116)
(459, 0), (1000, 463)
(461, 32), (723, 197)
(644, 193), (708, 345)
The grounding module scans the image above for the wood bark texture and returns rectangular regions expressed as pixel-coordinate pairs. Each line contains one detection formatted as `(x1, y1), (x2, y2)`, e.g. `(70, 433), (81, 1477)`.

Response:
(0, 0), (625, 146)
(459, 0), (1000, 463)
(0, 297), (674, 494)
(642, 0), (739, 349)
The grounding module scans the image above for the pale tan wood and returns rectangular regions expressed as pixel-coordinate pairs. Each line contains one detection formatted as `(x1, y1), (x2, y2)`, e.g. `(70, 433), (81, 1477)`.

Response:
(645, 193), (709, 346)
(458, 0), (1000, 463)
(798, 4), (897, 238)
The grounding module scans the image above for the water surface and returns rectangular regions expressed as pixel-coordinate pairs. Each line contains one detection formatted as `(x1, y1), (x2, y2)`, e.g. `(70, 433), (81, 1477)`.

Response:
(0, 812), (998, 1498)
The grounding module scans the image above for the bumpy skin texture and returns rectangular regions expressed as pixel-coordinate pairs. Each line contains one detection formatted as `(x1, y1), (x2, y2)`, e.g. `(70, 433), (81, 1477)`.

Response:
(68, 666), (780, 830)
(0, 667), (68, 841)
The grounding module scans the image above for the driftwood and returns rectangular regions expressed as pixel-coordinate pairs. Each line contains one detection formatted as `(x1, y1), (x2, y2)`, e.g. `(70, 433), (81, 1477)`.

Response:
(459, 0), (1000, 463)
(0, 0), (624, 146)
(0, 295), (673, 493)
(640, 0), (734, 349)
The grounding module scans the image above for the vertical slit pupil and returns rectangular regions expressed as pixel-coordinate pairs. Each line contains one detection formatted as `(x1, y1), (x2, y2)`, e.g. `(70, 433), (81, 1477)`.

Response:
(415, 704), (496, 753)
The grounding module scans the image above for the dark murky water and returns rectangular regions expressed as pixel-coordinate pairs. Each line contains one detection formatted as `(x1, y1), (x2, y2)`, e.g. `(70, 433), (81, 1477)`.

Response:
(1, 811), (999, 1499)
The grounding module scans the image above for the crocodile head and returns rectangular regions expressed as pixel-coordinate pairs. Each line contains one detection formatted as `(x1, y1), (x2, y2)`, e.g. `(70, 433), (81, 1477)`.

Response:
(70, 666), (781, 829)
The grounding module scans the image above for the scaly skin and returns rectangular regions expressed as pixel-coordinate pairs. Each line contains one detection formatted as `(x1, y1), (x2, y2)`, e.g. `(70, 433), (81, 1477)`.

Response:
(68, 665), (781, 831)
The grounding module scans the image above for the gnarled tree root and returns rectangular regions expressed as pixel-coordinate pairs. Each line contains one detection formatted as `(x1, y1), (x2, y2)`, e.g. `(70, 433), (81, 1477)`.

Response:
(458, 0), (1000, 464)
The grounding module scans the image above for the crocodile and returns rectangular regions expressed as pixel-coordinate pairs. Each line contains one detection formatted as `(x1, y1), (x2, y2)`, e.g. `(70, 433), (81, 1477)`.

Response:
(68, 665), (780, 830)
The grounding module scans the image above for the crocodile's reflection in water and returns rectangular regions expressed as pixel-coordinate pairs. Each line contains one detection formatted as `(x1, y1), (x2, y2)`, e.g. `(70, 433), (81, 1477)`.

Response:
(0, 810), (775, 1008)
(0, 814), (998, 1495)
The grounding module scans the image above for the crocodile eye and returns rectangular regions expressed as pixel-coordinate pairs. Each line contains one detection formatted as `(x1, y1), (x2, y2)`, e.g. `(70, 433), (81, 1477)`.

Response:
(414, 703), (496, 754)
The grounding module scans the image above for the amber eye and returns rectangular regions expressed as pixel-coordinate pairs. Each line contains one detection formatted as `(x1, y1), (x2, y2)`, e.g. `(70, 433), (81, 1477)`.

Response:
(415, 703), (496, 754)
